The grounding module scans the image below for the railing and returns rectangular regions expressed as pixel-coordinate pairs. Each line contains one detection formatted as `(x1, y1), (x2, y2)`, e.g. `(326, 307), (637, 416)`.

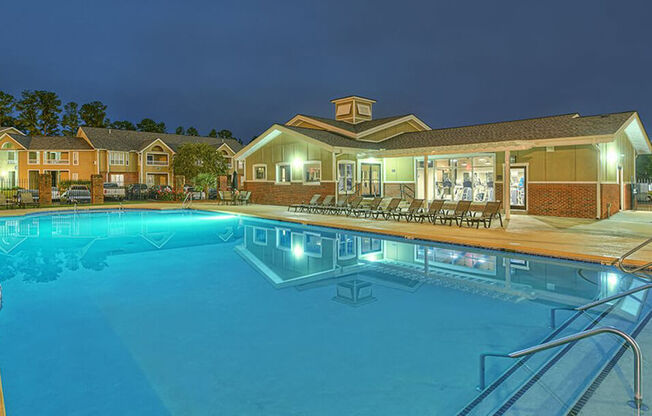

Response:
(399, 183), (415, 201)
(508, 326), (644, 409)
(146, 160), (169, 166)
(576, 283), (652, 311)
(612, 237), (652, 278)
(44, 159), (69, 165)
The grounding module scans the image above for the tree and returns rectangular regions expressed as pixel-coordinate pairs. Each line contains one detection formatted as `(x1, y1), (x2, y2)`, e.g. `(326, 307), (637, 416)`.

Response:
(110, 120), (136, 130)
(208, 128), (218, 137)
(175, 126), (185, 135)
(172, 142), (228, 196)
(217, 129), (233, 139)
(186, 126), (199, 136)
(0, 91), (16, 127)
(137, 118), (166, 133)
(194, 173), (217, 198)
(80, 101), (108, 127)
(61, 102), (81, 135)
(36, 90), (61, 135)
(15, 90), (40, 135)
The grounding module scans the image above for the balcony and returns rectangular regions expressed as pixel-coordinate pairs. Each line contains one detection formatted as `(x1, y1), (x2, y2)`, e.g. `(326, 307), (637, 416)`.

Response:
(44, 159), (69, 165)
(146, 159), (169, 166)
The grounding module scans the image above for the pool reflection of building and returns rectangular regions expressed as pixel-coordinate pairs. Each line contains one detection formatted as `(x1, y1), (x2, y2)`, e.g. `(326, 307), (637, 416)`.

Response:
(0, 211), (242, 282)
(236, 219), (645, 311)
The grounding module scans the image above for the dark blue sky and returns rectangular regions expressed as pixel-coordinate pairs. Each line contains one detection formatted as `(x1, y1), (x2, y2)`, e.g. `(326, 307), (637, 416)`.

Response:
(2, 0), (651, 142)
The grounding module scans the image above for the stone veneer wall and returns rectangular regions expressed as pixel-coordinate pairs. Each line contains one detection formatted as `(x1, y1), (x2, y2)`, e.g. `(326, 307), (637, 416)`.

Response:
(91, 174), (104, 204)
(244, 181), (336, 206)
(38, 174), (52, 207)
(528, 183), (597, 218)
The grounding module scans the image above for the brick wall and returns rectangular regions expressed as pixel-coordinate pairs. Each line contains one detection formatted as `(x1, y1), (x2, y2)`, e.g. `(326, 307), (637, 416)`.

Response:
(91, 174), (104, 204)
(244, 181), (336, 206)
(495, 183), (504, 208)
(38, 174), (52, 206)
(383, 182), (416, 199)
(107, 172), (139, 185)
(624, 183), (632, 211)
(528, 183), (597, 218)
(600, 183), (620, 218)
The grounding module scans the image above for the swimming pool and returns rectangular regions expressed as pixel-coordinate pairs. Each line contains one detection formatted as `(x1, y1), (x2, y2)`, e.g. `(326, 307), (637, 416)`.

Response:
(0, 210), (648, 415)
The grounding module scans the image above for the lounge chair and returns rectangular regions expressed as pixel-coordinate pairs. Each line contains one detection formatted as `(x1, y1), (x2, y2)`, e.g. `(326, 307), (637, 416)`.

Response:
(343, 196), (364, 216)
(439, 200), (472, 226)
(0, 193), (15, 209)
(465, 201), (503, 228)
(330, 196), (353, 215)
(312, 195), (335, 214)
(369, 198), (402, 220)
(412, 199), (446, 223)
(393, 198), (424, 222)
(19, 192), (38, 208)
(238, 191), (251, 205)
(289, 194), (321, 212)
(351, 197), (383, 218)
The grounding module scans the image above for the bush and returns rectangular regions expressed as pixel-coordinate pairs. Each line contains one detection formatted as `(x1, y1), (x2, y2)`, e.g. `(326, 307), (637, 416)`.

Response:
(156, 188), (185, 201)
(59, 180), (91, 191)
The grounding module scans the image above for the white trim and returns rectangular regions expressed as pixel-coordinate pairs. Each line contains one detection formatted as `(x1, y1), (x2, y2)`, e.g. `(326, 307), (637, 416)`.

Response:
(138, 138), (176, 155)
(145, 151), (169, 166)
(216, 142), (236, 155)
(251, 163), (267, 181)
(252, 227), (268, 246)
(72, 151), (79, 166)
(337, 160), (356, 193)
(27, 150), (40, 165)
(528, 181), (598, 184)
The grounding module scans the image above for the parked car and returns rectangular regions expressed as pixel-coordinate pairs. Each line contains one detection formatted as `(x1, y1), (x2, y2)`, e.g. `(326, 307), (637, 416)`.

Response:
(103, 182), (126, 200)
(127, 183), (149, 199)
(61, 185), (91, 204)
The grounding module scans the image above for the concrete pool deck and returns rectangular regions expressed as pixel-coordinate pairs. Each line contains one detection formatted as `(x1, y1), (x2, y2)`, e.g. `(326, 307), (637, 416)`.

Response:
(1, 202), (651, 268)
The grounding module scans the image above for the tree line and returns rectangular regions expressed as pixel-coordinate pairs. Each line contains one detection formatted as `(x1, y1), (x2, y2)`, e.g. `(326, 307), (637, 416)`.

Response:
(0, 90), (241, 143)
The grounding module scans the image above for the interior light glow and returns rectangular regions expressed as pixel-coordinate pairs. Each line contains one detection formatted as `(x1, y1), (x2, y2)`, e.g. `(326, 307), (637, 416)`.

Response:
(607, 273), (620, 292)
(292, 158), (303, 170)
(606, 149), (618, 163)
(292, 245), (304, 258)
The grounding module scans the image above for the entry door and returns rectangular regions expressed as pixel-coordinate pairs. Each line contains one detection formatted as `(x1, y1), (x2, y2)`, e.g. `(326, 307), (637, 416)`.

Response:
(510, 167), (527, 210)
(361, 163), (381, 197)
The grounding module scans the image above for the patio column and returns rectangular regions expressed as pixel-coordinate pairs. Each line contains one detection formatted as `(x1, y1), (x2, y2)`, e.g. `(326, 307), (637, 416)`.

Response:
(504, 150), (511, 220)
(423, 155), (429, 203)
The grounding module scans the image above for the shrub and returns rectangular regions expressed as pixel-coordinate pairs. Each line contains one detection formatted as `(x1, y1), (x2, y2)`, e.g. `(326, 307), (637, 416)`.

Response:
(59, 180), (91, 191)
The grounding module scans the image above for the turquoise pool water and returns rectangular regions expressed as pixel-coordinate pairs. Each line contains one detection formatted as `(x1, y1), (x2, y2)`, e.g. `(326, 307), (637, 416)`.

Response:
(0, 210), (648, 415)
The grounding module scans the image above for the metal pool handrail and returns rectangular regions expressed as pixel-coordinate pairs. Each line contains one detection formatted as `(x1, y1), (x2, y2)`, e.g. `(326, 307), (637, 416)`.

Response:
(612, 237), (652, 278)
(508, 326), (644, 409)
(182, 192), (193, 209)
(576, 283), (652, 311)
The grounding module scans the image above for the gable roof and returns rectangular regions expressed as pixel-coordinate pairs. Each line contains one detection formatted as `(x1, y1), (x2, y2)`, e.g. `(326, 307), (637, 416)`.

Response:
(0, 127), (24, 136)
(379, 111), (639, 150)
(294, 114), (411, 134)
(284, 126), (379, 149)
(79, 127), (244, 153)
(7, 134), (93, 150)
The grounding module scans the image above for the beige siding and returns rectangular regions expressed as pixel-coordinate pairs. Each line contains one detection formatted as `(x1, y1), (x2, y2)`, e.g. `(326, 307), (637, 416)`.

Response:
(511, 145), (598, 182)
(599, 131), (636, 183)
(384, 157), (414, 182)
(361, 121), (422, 143)
(245, 132), (334, 182)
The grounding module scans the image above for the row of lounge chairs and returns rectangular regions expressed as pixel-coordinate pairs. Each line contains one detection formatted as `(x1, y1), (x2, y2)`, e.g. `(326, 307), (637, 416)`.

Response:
(288, 194), (503, 228)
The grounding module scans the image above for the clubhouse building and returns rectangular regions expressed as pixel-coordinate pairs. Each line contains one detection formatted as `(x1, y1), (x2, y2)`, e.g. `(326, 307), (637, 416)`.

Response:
(0, 126), (242, 189)
(235, 95), (651, 219)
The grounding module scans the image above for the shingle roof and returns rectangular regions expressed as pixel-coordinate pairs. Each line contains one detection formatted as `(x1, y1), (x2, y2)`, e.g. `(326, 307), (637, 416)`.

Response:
(380, 111), (635, 150)
(7, 134), (93, 150)
(284, 126), (379, 149)
(283, 112), (637, 151)
(80, 127), (244, 153)
(295, 114), (412, 134)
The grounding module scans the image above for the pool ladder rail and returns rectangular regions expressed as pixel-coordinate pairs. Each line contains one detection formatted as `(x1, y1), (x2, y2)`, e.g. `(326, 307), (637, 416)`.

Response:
(612, 237), (652, 279)
(476, 283), (652, 412)
(182, 192), (193, 209)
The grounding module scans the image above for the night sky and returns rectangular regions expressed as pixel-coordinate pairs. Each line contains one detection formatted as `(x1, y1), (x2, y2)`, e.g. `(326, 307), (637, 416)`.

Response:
(2, 0), (651, 142)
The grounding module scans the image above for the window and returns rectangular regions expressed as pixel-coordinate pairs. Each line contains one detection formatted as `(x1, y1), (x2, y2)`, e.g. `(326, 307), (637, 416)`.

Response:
(110, 174), (125, 186)
(109, 151), (127, 166)
(253, 164), (267, 181)
(303, 161), (321, 184)
(71, 173), (79, 181)
(337, 234), (356, 260)
(338, 161), (355, 192)
(28, 151), (39, 164)
(146, 153), (168, 166)
(253, 227), (267, 245)
(276, 163), (291, 183)
(304, 232), (322, 257)
(276, 228), (291, 250)
(45, 151), (66, 164)
(72, 152), (79, 165)
(6, 150), (16, 164)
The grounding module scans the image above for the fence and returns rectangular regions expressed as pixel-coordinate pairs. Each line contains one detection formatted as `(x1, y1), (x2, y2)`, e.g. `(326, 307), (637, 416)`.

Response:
(633, 179), (652, 211)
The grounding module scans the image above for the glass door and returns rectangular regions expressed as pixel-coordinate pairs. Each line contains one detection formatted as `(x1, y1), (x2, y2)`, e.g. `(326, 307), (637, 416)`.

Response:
(360, 163), (381, 197)
(510, 167), (526, 209)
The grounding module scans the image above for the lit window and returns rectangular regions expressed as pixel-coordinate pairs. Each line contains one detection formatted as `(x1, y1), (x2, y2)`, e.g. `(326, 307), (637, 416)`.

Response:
(338, 162), (355, 192)
(303, 162), (321, 184)
(110, 174), (124, 186)
(254, 165), (267, 180)
(276, 163), (291, 183)
(109, 152), (126, 166)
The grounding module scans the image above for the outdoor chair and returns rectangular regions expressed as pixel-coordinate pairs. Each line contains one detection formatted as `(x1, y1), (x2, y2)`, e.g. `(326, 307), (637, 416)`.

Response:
(0, 193), (15, 209)
(439, 200), (472, 226)
(351, 197), (383, 218)
(19, 192), (38, 208)
(312, 195), (335, 214)
(237, 191), (251, 205)
(330, 196), (352, 215)
(220, 191), (235, 205)
(393, 198), (424, 222)
(369, 198), (402, 220)
(464, 201), (503, 228)
(343, 196), (364, 216)
(412, 199), (445, 223)
(289, 194), (320, 212)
